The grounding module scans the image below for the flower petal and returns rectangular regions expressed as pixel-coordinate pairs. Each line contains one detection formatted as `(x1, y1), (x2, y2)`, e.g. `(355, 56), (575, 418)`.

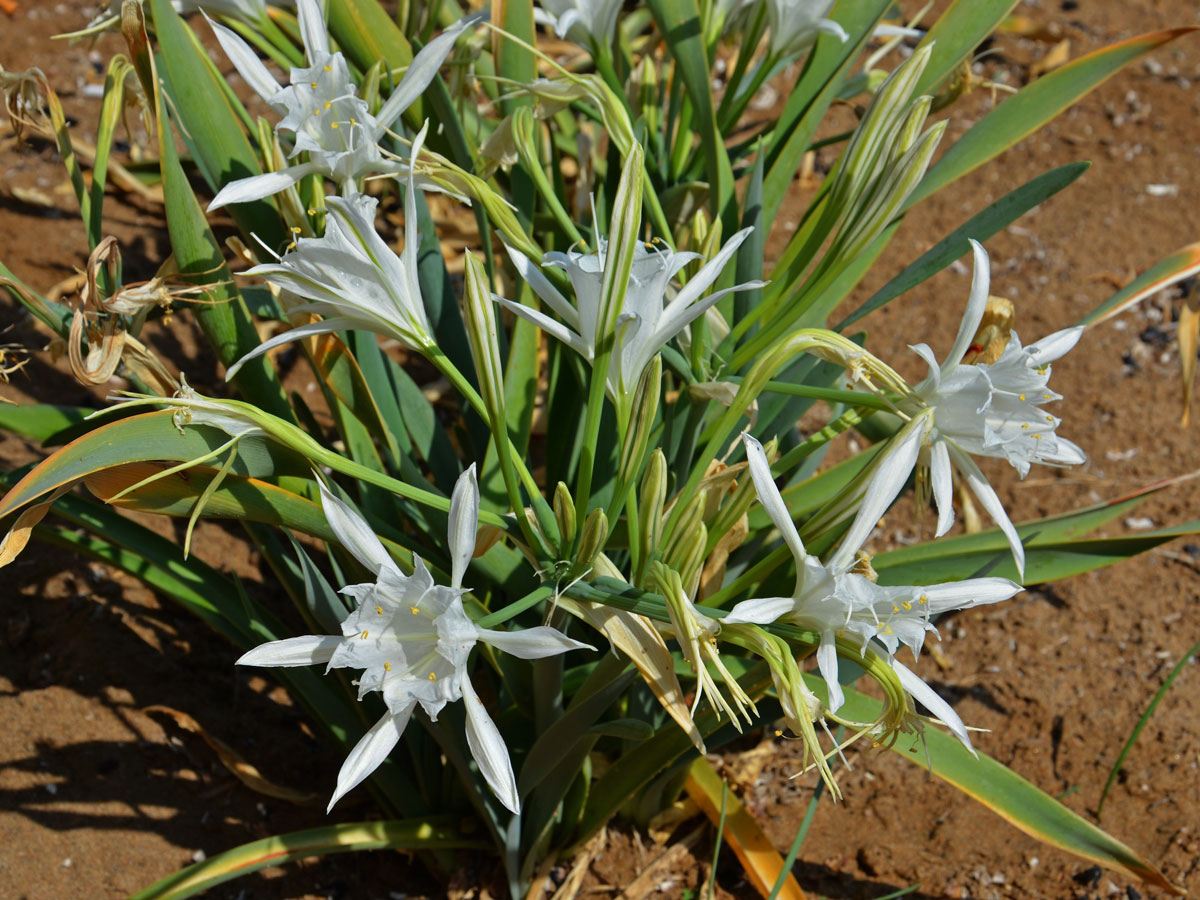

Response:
(494, 296), (590, 361)
(477, 625), (594, 659)
(224, 316), (360, 380)
(318, 478), (393, 575)
(328, 707), (412, 812)
(817, 630), (845, 712)
(375, 12), (483, 130)
(743, 434), (807, 566)
(502, 245), (580, 331)
(891, 658), (973, 752)
(448, 464), (479, 590)
(204, 12), (281, 104)
(207, 162), (319, 210)
(1028, 326), (1084, 365)
(830, 409), (930, 570)
(940, 239), (991, 380)
(920, 577), (1022, 613)
(461, 675), (520, 813)
(722, 596), (795, 625)
(237, 634), (342, 667)
(930, 436), (955, 537)
(296, 0), (331, 63)
(947, 441), (1026, 578)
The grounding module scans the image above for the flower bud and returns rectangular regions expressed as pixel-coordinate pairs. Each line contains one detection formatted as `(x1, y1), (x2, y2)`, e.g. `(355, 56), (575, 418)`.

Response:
(617, 355), (661, 488)
(637, 449), (668, 580)
(576, 508), (610, 571)
(553, 481), (577, 548)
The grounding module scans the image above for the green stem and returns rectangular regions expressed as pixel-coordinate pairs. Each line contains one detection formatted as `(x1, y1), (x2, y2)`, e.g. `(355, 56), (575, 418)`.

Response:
(724, 379), (895, 411)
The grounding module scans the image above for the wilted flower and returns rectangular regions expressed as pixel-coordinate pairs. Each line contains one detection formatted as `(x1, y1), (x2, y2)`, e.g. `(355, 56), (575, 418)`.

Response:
(497, 229), (764, 406)
(725, 423), (1022, 749)
(206, 0), (478, 208)
(237, 467), (592, 812)
(908, 240), (1086, 575)
(225, 125), (434, 379)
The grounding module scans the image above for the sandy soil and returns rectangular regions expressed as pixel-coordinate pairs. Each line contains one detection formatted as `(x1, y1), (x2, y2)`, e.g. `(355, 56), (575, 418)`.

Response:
(1, 2), (1198, 899)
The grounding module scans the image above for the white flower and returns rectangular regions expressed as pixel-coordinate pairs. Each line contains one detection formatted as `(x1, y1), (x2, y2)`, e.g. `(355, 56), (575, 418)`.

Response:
(206, 0), (478, 208)
(908, 240), (1086, 575)
(724, 423), (1022, 749)
(764, 0), (848, 59)
(498, 230), (764, 404)
(236, 466), (592, 813)
(536, 0), (623, 48)
(225, 125), (433, 379)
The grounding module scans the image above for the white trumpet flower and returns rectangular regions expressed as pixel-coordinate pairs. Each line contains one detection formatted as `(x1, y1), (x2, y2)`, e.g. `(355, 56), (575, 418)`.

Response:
(498, 230), (764, 406)
(206, 0), (478, 208)
(724, 423), (1022, 749)
(236, 466), (592, 813)
(225, 125), (433, 379)
(908, 240), (1086, 575)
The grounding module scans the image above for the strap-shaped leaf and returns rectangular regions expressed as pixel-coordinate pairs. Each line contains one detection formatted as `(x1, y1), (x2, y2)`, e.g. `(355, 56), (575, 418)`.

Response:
(1080, 240), (1200, 325)
(910, 27), (1198, 207)
(912, 0), (1019, 96)
(0, 410), (306, 518)
(127, 819), (483, 900)
(823, 678), (1182, 894)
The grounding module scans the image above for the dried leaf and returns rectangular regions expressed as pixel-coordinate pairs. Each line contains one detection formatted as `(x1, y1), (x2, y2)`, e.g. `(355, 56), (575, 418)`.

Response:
(1179, 284), (1200, 425)
(144, 705), (320, 805)
(0, 482), (74, 567)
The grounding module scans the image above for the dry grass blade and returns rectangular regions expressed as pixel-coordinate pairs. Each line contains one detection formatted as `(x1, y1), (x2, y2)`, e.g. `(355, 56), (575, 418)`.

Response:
(144, 705), (321, 806)
(685, 757), (807, 900)
(1178, 282), (1199, 425)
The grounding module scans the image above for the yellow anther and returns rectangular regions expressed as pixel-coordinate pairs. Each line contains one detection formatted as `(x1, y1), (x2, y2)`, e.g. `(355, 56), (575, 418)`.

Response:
(324, 64), (332, 72)
(1021, 423), (1029, 429)
(291, 226), (302, 234)
(428, 672), (437, 681)
(644, 242), (654, 250)
(919, 595), (929, 605)
(307, 208), (317, 216)
(410, 606), (420, 615)
(286, 241), (296, 250)
(1033, 433), (1043, 440)
(902, 601), (912, 611)
(774, 730), (784, 737)
(892, 605), (900, 613)
(349, 117), (357, 125)
(383, 662), (392, 671)
(375, 606), (383, 615)
(313, 108), (320, 116)
(331, 121), (339, 129)
(360, 630), (369, 639)
(1043, 393), (1052, 400)
(323, 101), (332, 109)
(310, 81), (317, 89)
(1046, 415), (1054, 423)
(837, 629), (845, 638)
(1018, 393), (1026, 401)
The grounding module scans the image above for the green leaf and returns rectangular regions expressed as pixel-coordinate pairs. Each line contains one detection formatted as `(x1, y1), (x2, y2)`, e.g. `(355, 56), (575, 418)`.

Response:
(127, 819), (484, 900)
(647, 0), (735, 229)
(1080, 240), (1200, 325)
(1097, 635), (1200, 816)
(288, 534), (352, 635)
(0, 405), (88, 444)
(910, 27), (1198, 208)
(837, 163), (1090, 330)
(826, 679), (1182, 894)
(912, 0), (1019, 96)
(762, 0), (889, 225)
(149, 0), (285, 246)
(0, 411), (306, 519)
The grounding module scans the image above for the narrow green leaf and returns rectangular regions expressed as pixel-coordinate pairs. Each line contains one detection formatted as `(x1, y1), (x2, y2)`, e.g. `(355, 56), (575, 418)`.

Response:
(910, 28), (1198, 208)
(1081, 240), (1200, 325)
(647, 0), (736, 230)
(1097, 635), (1200, 816)
(0, 405), (88, 444)
(826, 679), (1182, 893)
(0, 410), (306, 518)
(149, 0), (285, 246)
(127, 819), (483, 900)
(837, 163), (1090, 330)
(912, 0), (1019, 96)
